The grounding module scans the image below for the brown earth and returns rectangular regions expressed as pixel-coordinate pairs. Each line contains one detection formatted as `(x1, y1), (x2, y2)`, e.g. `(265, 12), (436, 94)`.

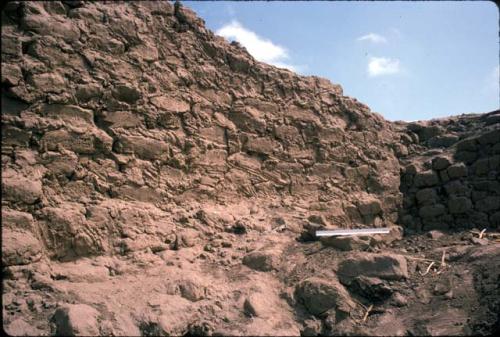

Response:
(1, 1), (499, 336)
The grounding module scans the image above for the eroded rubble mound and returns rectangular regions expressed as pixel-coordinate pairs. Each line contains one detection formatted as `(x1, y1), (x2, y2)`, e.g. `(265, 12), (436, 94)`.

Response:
(2, 1), (499, 336)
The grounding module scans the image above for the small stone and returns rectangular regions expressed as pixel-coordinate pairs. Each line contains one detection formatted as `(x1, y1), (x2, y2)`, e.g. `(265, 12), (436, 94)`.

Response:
(416, 288), (431, 304)
(174, 229), (198, 249)
(232, 220), (247, 234)
(242, 250), (279, 272)
(391, 292), (408, 307)
(427, 230), (445, 240)
(320, 235), (370, 251)
(370, 226), (404, 247)
(243, 293), (272, 318)
(186, 321), (214, 337)
(53, 304), (100, 336)
(349, 276), (393, 301)
(179, 280), (205, 302)
(204, 244), (216, 253)
(301, 318), (323, 337)
(307, 214), (329, 225)
(433, 278), (452, 295)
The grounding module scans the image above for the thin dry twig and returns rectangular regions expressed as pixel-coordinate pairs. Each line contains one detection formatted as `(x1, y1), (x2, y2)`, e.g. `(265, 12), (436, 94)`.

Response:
(362, 304), (373, 323)
(403, 255), (440, 263)
(479, 229), (487, 239)
(419, 261), (435, 276)
(440, 249), (447, 267)
(471, 230), (500, 237)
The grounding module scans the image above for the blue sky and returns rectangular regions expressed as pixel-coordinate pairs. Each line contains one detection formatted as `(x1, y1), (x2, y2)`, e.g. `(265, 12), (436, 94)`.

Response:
(184, 1), (499, 121)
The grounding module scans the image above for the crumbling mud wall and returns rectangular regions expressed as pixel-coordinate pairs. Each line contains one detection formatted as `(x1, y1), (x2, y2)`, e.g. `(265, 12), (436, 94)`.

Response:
(396, 112), (500, 232)
(2, 0), (403, 264)
(2, 2), (500, 336)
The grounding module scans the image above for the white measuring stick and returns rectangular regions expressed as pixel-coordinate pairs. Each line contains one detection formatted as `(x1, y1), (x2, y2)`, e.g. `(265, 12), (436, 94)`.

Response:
(316, 227), (391, 237)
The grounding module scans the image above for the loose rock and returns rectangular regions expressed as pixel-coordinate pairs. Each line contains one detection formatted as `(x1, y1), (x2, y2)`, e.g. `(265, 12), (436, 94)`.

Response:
(337, 253), (409, 285)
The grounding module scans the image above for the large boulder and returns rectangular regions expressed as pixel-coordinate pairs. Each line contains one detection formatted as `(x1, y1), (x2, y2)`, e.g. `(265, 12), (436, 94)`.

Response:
(2, 209), (34, 230)
(2, 228), (42, 266)
(52, 304), (100, 336)
(337, 253), (409, 285)
(2, 176), (43, 204)
(295, 277), (355, 316)
(4, 318), (43, 336)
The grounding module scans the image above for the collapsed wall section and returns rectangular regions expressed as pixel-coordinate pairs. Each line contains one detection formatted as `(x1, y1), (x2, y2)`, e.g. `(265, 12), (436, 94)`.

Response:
(396, 111), (500, 232)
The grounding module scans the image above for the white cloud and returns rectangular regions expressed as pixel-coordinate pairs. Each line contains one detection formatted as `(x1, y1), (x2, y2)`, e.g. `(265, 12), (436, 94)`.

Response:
(357, 33), (387, 44)
(216, 20), (297, 71)
(270, 62), (299, 72)
(367, 57), (401, 77)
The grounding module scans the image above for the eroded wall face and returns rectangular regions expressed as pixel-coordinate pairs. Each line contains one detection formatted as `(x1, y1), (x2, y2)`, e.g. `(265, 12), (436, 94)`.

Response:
(397, 115), (500, 232)
(2, 1), (404, 262)
(2, 2), (500, 336)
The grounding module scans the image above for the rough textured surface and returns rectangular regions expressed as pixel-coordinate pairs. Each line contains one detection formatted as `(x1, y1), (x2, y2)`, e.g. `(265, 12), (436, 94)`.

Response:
(397, 115), (500, 232)
(2, 1), (500, 336)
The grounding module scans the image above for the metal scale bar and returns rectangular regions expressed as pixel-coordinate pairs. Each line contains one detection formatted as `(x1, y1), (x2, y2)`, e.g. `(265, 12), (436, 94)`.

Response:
(316, 227), (391, 237)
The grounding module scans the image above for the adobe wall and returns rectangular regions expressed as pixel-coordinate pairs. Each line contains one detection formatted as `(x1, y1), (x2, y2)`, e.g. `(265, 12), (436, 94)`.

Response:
(397, 112), (500, 232)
